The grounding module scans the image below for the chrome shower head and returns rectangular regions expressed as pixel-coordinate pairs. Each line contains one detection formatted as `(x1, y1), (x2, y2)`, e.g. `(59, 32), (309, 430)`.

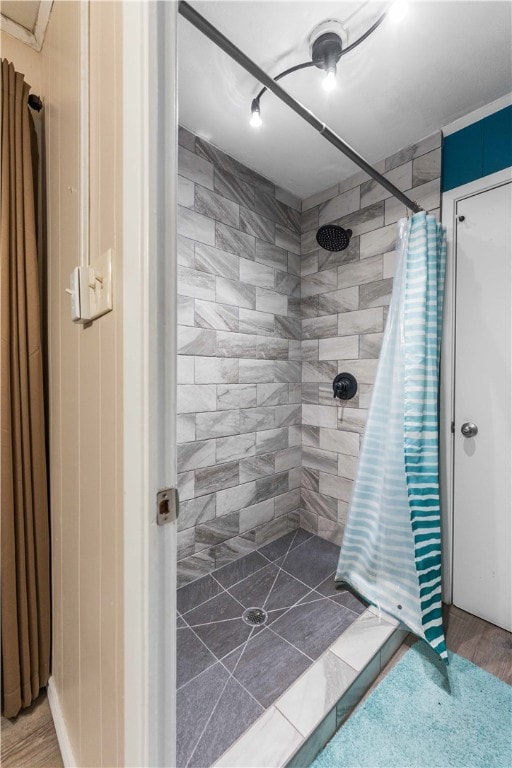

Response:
(316, 224), (353, 252)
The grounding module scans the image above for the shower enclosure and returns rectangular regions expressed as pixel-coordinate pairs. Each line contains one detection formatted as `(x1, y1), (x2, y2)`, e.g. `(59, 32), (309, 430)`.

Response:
(174, 4), (443, 766)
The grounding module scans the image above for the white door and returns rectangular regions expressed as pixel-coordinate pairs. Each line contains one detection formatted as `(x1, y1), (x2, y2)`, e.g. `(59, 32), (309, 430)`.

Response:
(452, 181), (512, 631)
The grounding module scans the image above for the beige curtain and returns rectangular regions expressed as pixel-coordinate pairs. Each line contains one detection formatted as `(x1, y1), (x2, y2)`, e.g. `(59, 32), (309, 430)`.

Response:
(1, 59), (50, 719)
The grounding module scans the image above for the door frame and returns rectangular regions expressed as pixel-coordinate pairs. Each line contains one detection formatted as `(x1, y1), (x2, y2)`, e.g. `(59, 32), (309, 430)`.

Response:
(440, 166), (512, 603)
(123, 2), (178, 766)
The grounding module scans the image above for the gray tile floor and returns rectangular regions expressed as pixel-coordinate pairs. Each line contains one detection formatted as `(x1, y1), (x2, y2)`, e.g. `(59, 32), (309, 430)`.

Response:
(177, 529), (367, 767)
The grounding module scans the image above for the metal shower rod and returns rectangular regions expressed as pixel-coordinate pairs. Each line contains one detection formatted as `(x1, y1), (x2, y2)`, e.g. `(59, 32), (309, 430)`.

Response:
(178, 1), (422, 215)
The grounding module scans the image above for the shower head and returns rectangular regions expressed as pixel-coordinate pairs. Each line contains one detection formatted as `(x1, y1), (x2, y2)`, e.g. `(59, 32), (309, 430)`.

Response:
(316, 224), (352, 252)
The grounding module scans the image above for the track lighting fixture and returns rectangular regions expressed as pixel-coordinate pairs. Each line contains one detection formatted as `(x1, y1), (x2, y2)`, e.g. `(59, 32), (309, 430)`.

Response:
(249, 3), (407, 127)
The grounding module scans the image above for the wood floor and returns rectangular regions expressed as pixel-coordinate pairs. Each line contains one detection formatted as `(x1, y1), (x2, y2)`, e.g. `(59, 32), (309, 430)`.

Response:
(1, 692), (63, 768)
(2, 605), (510, 768)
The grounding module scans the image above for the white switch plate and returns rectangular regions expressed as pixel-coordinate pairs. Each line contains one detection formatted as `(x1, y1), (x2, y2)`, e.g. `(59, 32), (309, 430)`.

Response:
(67, 267), (81, 321)
(83, 249), (113, 321)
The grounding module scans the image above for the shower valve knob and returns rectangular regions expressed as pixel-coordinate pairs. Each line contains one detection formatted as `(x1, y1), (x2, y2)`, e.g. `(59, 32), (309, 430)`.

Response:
(333, 373), (358, 401)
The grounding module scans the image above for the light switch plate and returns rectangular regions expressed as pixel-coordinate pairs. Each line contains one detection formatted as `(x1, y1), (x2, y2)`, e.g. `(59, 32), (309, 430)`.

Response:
(85, 249), (113, 321)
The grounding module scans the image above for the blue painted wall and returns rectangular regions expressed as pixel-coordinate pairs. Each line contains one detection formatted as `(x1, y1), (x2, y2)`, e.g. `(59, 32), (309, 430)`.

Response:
(442, 105), (512, 192)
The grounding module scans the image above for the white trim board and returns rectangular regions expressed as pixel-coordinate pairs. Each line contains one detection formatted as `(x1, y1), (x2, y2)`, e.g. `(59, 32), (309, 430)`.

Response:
(0, 1), (53, 52)
(440, 166), (512, 603)
(122, 2), (178, 766)
(442, 93), (512, 136)
(47, 678), (77, 768)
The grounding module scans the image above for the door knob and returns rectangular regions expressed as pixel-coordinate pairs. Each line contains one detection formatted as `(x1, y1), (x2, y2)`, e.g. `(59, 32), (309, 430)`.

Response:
(461, 422), (478, 438)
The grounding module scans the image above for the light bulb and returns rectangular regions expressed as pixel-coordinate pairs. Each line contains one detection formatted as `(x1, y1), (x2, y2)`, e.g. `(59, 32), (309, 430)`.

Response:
(322, 69), (336, 92)
(250, 110), (262, 128)
(389, 0), (408, 22)
(250, 99), (262, 128)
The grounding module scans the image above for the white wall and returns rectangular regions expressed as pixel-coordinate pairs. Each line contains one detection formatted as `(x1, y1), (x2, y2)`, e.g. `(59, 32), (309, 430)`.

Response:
(3, 2), (125, 765)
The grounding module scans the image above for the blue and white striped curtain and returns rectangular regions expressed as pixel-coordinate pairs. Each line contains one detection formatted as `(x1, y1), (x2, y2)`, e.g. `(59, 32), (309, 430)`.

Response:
(336, 212), (448, 660)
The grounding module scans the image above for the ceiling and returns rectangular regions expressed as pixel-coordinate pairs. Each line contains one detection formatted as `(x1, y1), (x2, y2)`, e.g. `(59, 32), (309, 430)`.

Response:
(178, 1), (512, 198)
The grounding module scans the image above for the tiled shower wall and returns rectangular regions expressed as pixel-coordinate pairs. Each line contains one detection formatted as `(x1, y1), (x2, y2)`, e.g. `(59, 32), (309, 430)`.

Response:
(298, 131), (441, 543)
(176, 126), (441, 585)
(176, 127), (303, 587)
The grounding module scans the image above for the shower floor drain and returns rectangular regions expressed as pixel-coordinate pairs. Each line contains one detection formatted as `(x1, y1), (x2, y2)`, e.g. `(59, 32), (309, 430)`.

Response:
(242, 607), (268, 626)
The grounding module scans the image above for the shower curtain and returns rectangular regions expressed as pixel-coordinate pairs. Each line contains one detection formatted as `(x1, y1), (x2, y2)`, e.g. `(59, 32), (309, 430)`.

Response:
(336, 212), (447, 661)
(1, 59), (51, 717)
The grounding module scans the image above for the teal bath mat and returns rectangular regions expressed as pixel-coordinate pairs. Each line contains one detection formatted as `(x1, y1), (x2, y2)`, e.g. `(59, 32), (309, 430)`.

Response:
(310, 642), (512, 768)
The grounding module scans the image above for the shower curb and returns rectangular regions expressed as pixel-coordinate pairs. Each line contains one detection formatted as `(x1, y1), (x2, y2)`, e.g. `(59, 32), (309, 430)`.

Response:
(214, 607), (408, 767)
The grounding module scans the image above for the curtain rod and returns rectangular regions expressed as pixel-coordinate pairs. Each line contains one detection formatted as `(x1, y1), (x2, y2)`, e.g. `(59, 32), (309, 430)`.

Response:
(178, 0), (422, 214)
(28, 94), (42, 112)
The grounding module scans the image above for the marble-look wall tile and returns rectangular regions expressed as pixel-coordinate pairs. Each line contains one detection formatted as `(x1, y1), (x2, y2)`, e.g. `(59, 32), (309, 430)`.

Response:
(178, 145), (214, 189)
(302, 446), (338, 476)
(384, 131), (440, 172)
(412, 148), (441, 186)
(239, 454), (275, 483)
(178, 494), (216, 532)
(195, 299), (239, 332)
(317, 286), (359, 315)
(178, 295), (195, 326)
(215, 222), (256, 259)
(359, 332), (384, 358)
(195, 461), (240, 497)
(302, 404), (337, 429)
(178, 326), (217, 356)
(195, 357), (238, 384)
(178, 440), (216, 473)
(216, 276), (257, 310)
(239, 308), (275, 336)
(359, 223), (397, 259)
(178, 175), (195, 208)
(319, 472), (353, 503)
(217, 383), (257, 411)
(177, 384), (217, 414)
(256, 287), (288, 316)
(301, 488), (337, 521)
(338, 254), (383, 289)
(318, 187), (360, 227)
(178, 125), (196, 151)
(302, 315), (338, 340)
(177, 413), (196, 444)
(338, 308), (384, 337)
(256, 427), (289, 456)
(239, 359), (275, 384)
(178, 356), (195, 384)
(239, 206), (275, 243)
(216, 433), (256, 463)
(214, 166), (255, 209)
(196, 410), (240, 440)
(195, 242), (239, 280)
(240, 258), (274, 289)
(195, 511), (240, 548)
(337, 408), (368, 434)
(275, 224), (301, 255)
(217, 331), (258, 359)
(239, 499), (275, 533)
(216, 481), (258, 516)
(256, 472), (289, 502)
(178, 265), (216, 302)
(178, 206), (216, 246)
(318, 335), (359, 361)
(195, 185), (239, 228)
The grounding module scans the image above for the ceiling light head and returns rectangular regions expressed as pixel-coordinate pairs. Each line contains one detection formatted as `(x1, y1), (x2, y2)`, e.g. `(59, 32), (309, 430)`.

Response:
(250, 98), (262, 128)
(311, 31), (343, 73)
